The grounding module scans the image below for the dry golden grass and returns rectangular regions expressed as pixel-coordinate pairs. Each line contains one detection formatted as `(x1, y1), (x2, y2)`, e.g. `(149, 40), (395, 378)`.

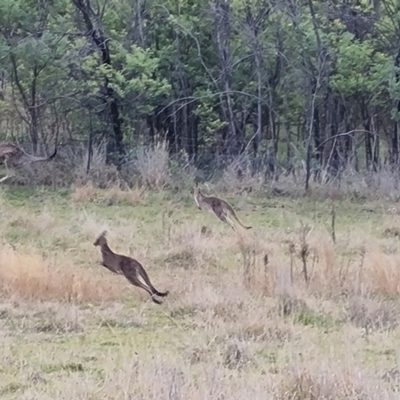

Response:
(71, 182), (145, 205)
(70, 181), (98, 203)
(0, 246), (122, 302)
(0, 187), (400, 399)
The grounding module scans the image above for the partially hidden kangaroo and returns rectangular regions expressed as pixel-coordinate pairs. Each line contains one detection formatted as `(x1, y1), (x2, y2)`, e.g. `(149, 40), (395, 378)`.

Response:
(93, 231), (169, 304)
(193, 185), (252, 231)
(0, 142), (57, 183)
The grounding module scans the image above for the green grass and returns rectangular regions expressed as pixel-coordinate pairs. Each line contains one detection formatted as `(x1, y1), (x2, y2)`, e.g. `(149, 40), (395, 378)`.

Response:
(0, 185), (399, 398)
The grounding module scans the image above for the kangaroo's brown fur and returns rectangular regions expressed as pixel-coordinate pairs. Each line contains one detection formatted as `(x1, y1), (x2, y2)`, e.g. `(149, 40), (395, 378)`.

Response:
(93, 231), (169, 304)
(193, 186), (252, 231)
(0, 142), (57, 183)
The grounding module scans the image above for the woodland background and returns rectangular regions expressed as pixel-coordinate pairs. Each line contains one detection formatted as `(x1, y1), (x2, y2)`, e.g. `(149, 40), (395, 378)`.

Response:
(2, 2), (400, 398)
(0, 0), (399, 192)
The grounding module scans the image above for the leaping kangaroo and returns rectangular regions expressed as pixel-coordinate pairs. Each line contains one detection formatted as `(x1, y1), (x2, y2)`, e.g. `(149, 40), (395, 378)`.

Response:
(93, 231), (169, 304)
(193, 185), (252, 231)
(0, 142), (57, 183)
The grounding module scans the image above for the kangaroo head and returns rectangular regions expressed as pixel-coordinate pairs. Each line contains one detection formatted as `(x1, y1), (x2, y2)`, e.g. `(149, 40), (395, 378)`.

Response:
(193, 183), (201, 197)
(93, 230), (108, 247)
(192, 185), (202, 209)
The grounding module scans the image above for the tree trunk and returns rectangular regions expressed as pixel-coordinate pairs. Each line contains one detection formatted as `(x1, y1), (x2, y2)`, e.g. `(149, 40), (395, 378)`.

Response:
(72, 0), (125, 169)
(392, 49), (400, 164)
(244, 3), (264, 156)
(365, 124), (372, 170)
(213, 0), (240, 154)
(361, 105), (372, 170)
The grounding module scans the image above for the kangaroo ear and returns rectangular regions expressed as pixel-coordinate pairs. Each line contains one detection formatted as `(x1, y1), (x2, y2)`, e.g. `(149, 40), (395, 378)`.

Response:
(101, 230), (108, 237)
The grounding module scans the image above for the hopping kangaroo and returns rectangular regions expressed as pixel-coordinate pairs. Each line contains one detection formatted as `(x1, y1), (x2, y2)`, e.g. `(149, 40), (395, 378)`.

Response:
(93, 231), (169, 304)
(193, 185), (252, 231)
(0, 142), (57, 183)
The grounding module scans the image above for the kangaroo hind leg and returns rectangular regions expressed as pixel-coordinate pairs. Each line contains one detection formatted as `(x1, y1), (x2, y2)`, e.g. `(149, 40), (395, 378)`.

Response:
(138, 265), (169, 297)
(124, 271), (163, 304)
(221, 212), (236, 231)
(0, 160), (14, 183)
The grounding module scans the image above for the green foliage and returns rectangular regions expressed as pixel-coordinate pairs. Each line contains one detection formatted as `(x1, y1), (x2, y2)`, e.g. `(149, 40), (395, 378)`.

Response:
(294, 310), (337, 329)
(329, 32), (389, 100)
(0, 0), (399, 168)
(122, 45), (172, 112)
(194, 88), (226, 142)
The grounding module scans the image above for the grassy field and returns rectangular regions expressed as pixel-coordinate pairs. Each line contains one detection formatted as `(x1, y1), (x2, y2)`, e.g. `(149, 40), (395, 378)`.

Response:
(0, 184), (400, 399)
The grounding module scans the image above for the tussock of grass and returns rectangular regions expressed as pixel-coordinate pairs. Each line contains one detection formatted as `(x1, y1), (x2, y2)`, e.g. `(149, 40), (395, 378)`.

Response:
(278, 362), (374, 400)
(159, 221), (221, 269)
(71, 181), (98, 203)
(71, 182), (145, 205)
(0, 246), (120, 302)
(136, 139), (171, 189)
(346, 295), (399, 331)
(364, 249), (400, 296)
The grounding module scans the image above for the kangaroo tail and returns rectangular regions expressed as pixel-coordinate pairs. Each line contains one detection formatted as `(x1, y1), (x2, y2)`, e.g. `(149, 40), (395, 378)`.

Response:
(239, 222), (252, 229)
(230, 211), (252, 230)
(138, 264), (169, 297)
